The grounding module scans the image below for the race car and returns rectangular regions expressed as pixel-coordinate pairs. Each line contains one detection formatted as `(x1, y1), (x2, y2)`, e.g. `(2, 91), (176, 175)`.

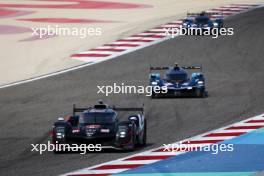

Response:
(51, 101), (146, 151)
(149, 63), (207, 98)
(182, 11), (223, 30)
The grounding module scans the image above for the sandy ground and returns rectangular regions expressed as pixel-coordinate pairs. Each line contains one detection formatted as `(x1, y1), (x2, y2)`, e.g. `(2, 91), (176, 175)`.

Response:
(0, 0), (263, 86)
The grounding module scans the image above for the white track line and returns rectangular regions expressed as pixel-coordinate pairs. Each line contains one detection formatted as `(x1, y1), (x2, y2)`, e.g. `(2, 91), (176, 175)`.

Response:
(61, 113), (264, 176)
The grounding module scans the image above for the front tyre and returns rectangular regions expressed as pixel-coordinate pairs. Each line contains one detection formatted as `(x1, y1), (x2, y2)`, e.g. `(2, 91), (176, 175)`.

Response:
(125, 125), (136, 151)
(151, 91), (157, 99)
(195, 88), (205, 98)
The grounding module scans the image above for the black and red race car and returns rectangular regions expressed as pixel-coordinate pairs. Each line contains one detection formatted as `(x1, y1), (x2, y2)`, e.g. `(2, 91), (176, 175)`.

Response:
(52, 101), (146, 151)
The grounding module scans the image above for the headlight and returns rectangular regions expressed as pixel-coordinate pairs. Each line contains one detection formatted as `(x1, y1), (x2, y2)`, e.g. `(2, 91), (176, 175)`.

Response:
(187, 87), (192, 90)
(164, 83), (173, 86)
(119, 131), (126, 138)
(151, 82), (158, 85)
(56, 133), (64, 138)
(198, 81), (204, 84)
(213, 22), (218, 27)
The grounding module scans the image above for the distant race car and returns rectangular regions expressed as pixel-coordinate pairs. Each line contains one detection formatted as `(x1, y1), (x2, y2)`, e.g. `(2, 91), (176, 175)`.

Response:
(52, 101), (146, 151)
(149, 63), (207, 98)
(182, 11), (223, 30)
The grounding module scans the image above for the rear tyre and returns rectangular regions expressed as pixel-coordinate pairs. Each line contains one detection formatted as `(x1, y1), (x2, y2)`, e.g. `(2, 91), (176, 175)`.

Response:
(52, 139), (64, 154)
(142, 119), (147, 146)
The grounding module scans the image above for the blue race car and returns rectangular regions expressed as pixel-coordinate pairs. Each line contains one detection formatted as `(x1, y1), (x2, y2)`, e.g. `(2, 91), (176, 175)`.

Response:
(149, 63), (207, 98)
(182, 11), (223, 30)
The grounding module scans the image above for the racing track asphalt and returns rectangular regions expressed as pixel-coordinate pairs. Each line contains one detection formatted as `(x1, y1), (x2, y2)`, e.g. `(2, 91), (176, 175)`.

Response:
(0, 7), (264, 176)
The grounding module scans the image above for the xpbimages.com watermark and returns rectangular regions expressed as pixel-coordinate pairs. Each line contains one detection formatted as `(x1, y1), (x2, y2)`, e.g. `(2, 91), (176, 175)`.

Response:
(164, 26), (234, 39)
(163, 142), (234, 155)
(97, 83), (168, 96)
(31, 141), (102, 154)
(31, 25), (102, 38)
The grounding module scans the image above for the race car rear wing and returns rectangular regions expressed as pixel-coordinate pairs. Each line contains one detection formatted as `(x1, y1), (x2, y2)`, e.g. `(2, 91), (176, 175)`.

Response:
(72, 104), (90, 115)
(187, 12), (223, 18)
(182, 66), (202, 70)
(72, 104), (144, 115)
(113, 106), (144, 113)
(113, 105), (145, 116)
(150, 66), (202, 71)
(150, 66), (169, 70)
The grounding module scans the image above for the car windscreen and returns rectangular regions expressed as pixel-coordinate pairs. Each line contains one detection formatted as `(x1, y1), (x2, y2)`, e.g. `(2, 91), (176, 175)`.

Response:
(166, 73), (188, 82)
(195, 16), (209, 24)
(79, 112), (116, 124)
